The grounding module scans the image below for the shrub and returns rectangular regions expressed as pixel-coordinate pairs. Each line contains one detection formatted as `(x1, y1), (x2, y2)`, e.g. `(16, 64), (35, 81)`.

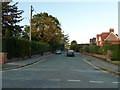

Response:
(2, 37), (52, 59)
(110, 44), (120, 61)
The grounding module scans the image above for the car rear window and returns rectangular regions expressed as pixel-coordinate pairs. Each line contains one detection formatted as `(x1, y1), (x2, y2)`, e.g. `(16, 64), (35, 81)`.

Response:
(68, 50), (74, 52)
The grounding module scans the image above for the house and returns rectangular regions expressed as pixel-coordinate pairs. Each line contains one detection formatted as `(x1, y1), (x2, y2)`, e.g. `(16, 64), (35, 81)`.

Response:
(96, 28), (120, 45)
(90, 37), (96, 45)
(65, 44), (70, 50)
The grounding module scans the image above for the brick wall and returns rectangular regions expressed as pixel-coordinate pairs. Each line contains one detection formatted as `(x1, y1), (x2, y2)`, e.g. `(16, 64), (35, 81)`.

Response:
(82, 52), (108, 60)
(0, 53), (7, 64)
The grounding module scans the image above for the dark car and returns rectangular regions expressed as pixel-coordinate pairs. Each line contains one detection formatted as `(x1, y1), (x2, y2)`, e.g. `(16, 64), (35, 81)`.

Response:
(66, 50), (75, 56)
(55, 50), (62, 54)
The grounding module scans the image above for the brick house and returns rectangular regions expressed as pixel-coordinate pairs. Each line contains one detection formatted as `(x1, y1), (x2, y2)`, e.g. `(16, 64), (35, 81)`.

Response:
(96, 28), (120, 45)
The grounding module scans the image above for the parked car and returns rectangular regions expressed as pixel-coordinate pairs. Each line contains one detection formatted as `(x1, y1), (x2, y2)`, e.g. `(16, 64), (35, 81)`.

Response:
(55, 50), (62, 54)
(66, 50), (75, 56)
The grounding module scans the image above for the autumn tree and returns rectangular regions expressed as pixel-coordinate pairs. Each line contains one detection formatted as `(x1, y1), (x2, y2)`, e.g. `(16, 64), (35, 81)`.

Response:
(22, 12), (69, 51)
(2, 2), (24, 37)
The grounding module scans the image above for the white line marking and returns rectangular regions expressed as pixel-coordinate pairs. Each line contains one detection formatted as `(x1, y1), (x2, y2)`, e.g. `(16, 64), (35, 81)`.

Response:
(68, 80), (81, 82)
(113, 82), (120, 84)
(83, 59), (99, 70)
(89, 81), (104, 83)
(49, 79), (61, 81)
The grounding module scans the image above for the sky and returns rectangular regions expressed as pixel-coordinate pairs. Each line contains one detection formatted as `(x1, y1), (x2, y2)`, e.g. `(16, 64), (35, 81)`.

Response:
(12, 0), (118, 44)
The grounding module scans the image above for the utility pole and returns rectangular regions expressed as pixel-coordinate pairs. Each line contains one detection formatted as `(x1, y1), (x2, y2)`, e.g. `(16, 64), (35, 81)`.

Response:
(29, 5), (33, 41)
(29, 5), (33, 58)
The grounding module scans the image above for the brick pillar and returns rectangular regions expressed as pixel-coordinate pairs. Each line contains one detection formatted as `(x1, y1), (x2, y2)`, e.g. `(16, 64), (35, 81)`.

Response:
(0, 53), (7, 64)
(107, 50), (111, 61)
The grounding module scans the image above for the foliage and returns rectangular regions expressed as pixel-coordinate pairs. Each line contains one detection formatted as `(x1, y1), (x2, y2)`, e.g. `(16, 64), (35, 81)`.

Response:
(89, 45), (99, 54)
(2, 37), (52, 59)
(71, 40), (77, 45)
(2, 2), (24, 37)
(82, 45), (89, 53)
(102, 41), (111, 55)
(110, 44), (120, 60)
(81, 43), (120, 60)
(70, 40), (80, 52)
(22, 12), (69, 51)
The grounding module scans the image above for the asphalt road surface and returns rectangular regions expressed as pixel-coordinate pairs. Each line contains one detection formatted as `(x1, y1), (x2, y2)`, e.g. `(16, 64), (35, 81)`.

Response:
(2, 52), (119, 88)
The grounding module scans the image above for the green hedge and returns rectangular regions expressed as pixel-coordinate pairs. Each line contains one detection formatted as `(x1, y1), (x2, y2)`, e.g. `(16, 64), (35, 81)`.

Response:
(2, 37), (52, 59)
(109, 44), (120, 60)
(82, 44), (120, 60)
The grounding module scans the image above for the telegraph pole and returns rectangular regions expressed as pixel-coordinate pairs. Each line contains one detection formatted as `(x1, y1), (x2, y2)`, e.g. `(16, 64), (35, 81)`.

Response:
(29, 5), (33, 41)
(29, 5), (33, 58)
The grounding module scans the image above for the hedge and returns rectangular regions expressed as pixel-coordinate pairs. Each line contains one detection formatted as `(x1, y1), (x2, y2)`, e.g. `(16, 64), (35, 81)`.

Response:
(82, 44), (120, 60)
(109, 44), (120, 60)
(2, 37), (52, 59)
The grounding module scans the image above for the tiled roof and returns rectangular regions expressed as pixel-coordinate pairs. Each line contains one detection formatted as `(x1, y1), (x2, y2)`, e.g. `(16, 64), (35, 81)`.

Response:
(101, 32), (110, 40)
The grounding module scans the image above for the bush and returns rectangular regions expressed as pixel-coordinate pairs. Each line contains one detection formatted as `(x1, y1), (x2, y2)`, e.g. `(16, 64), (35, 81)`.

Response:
(82, 44), (120, 60)
(89, 45), (99, 54)
(110, 44), (120, 60)
(2, 37), (52, 59)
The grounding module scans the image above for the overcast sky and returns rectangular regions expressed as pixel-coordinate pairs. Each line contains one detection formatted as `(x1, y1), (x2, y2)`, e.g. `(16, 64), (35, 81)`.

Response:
(13, 0), (118, 44)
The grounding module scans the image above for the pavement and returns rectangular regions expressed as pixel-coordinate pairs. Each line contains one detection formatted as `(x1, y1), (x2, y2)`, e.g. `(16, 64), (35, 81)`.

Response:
(79, 53), (119, 75)
(1, 54), (54, 71)
(1, 52), (119, 75)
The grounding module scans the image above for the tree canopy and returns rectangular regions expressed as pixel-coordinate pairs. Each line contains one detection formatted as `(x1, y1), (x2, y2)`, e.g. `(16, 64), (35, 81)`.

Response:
(22, 12), (69, 50)
(70, 40), (80, 52)
(2, 2), (24, 37)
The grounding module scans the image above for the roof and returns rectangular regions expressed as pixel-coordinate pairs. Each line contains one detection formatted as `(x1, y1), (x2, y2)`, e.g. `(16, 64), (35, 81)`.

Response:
(96, 29), (120, 42)
(101, 32), (110, 40)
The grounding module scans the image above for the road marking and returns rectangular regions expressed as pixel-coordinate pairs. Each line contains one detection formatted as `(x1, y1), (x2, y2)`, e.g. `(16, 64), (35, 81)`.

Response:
(68, 80), (81, 82)
(113, 82), (120, 84)
(89, 81), (104, 83)
(82, 58), (119, 76)
(49, 79), (61, 81)
(83, 59), (99, 70)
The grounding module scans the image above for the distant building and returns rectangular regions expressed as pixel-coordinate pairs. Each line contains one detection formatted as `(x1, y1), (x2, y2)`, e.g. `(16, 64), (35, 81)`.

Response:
(90, 37), (96, 45)
(96, 28), (120, 45)
(65, 44), (70, 50)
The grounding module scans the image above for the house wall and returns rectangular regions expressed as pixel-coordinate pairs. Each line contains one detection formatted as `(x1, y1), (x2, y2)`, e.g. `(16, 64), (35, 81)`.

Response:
(96, 29), (120, 46)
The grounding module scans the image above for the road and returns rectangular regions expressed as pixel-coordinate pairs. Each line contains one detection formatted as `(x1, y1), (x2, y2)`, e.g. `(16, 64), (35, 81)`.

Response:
(2, 52), (119, 88)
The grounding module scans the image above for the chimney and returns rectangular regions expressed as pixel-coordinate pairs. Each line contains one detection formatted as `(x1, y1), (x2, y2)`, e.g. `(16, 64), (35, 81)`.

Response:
(109, 28), (114, 33)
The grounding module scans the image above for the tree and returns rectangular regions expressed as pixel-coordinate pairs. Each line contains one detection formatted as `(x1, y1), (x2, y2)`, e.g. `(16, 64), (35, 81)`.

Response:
(22, 12), (69, 51)
(2, 2), (24, 37)
(70, 40), (80, 52)
(71, 40), (77, 45)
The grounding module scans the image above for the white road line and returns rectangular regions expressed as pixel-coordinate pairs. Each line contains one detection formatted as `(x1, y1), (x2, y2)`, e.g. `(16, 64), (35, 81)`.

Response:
(49, 79), (61, 81)
(68, 80), (81, 82)
(89, 81), (104, 83)
(83, 59), (99, 70)
(113, 82), (120, 84)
